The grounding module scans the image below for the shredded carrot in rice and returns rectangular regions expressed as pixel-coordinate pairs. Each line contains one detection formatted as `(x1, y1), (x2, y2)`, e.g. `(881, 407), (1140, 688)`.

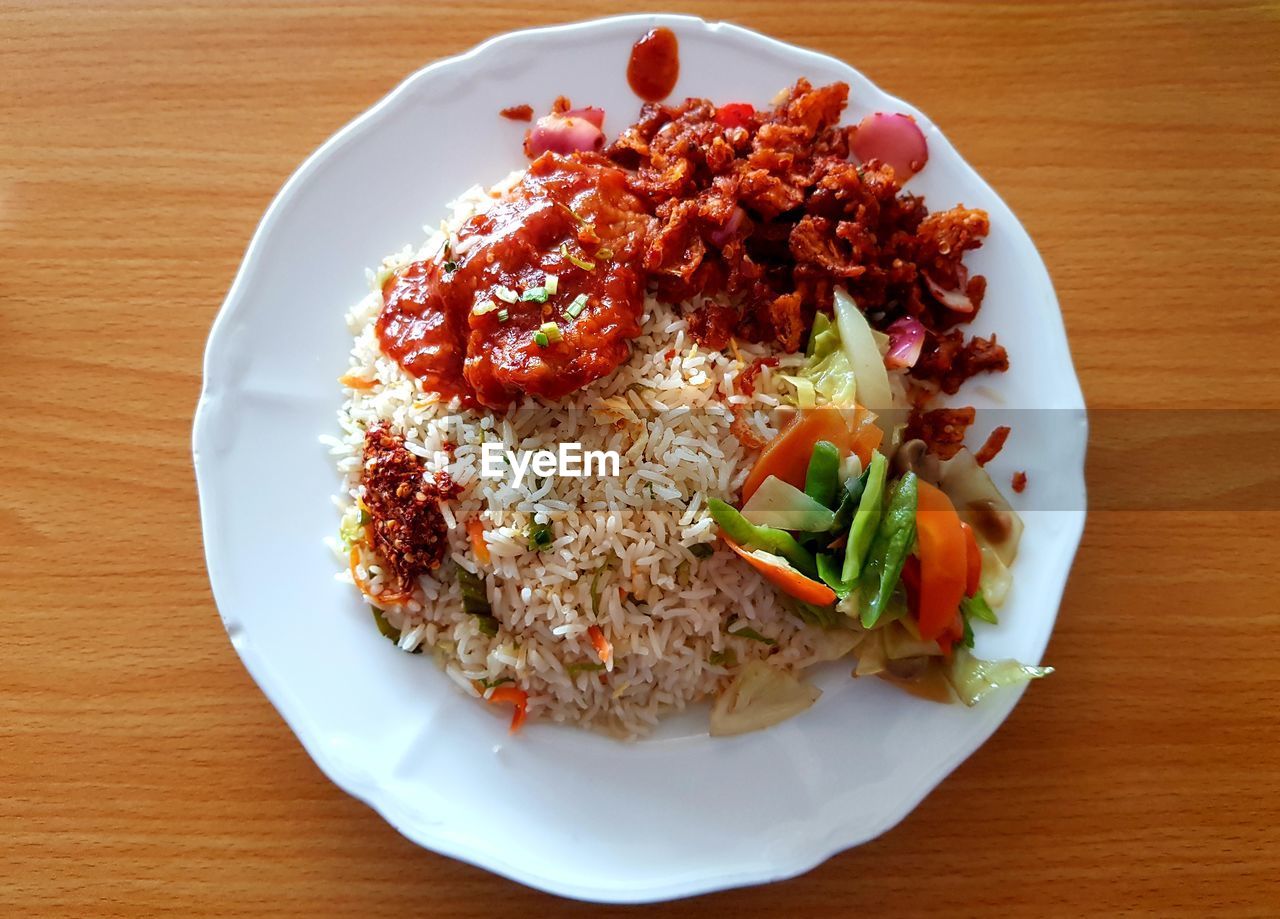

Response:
(338, 372), (377, 390)
(467, 517), (491, 565)
(487, 686), (528, 733)
(348, 546), (413, 606)
(587, 625), (613, 665)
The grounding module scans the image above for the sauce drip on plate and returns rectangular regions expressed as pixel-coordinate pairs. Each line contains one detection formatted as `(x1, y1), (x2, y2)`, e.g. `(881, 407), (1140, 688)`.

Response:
(627, 27), (679, 101)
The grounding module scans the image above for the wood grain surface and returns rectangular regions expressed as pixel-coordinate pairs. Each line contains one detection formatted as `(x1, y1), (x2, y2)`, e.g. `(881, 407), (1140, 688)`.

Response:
(3, 1), (1278, 915)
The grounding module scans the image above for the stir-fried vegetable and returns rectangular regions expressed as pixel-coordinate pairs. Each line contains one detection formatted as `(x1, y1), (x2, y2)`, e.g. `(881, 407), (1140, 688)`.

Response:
(487, 685), (529, 733)
(843, 450), (888, 583)
(829, 467), (869, 534)
(961, 592), (998, 625)
(807, 626), (864, 662)
(803, 440), (841, 507)
(692, 331), (1039, 717)
(740, 475), (837, 532)
(709, 660), (821, 737)
(947, 648), (1052, 706)
(833, 288), (893, 413)
(978, 544), (1012, 608)
(741, 407), (881, 502)
(708, 498), (818, 578)
(815, 552), (850, 597)
(938, 448), (1023, 566)
(914, 480), (967, 642)
(797, 312), (858, 407)
(779, 373), (817, 409)
(723, 538), (837, 606)
(782, 593), (843, 629)
(859, 472), (918, 628)
(882, 619), (943, 660)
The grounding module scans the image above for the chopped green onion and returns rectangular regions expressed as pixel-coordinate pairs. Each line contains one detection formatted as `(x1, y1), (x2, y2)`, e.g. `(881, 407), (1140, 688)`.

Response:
(478, 675), (514, 689)
(443, 260), (458, 272)
(534, 331), (549, 348)
(727, 623), (776, 646)
(690, 543), (714, 559)
(709, 648), (738, 668)
(528, 522), (553, 550)
(497, 308), (509, 323)
(473, 299), (498, 315)
(544, 274), (559, 295)
(371, 606), (400, 642)
(596, 247), (613, 259)
(566, 661), (606, 676)
(590, 565), (607, 615)
(560, 243), (596, 271)
(494, 286), (519, 303)
(457, 567), (492, 616)
(539, 321), (563, 343)
(521, 287), (549, 303)
(565, 293), (588, 319)
(475, 615), (499, 637)
(962, 592), (999, 625)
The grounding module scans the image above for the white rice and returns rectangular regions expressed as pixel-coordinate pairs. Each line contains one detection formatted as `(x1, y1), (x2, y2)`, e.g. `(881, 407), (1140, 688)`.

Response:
(324, 179), (844, 738)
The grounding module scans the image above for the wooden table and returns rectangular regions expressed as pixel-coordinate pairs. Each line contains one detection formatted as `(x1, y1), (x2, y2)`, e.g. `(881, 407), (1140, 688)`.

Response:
(3, 2), (1278, 914)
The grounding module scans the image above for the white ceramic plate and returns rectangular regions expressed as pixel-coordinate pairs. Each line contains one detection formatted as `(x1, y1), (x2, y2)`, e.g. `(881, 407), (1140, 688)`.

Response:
(194, 13), (1086, 903)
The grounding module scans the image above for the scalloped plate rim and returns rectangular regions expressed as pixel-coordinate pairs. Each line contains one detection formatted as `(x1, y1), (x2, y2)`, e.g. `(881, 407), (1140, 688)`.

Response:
(193, 13), (1086, 903)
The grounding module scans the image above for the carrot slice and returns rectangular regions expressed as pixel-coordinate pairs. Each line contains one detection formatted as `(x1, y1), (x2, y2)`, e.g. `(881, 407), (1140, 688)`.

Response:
(338, 372), (377, 390)
(487, 686), (528, 733)
(587, 625), (612, 665)
(724, 537), (837, 606)
(742, 407), (881, 502)
(467, 517), (491, 565)
(348, 546), (412, 605)
(915, 481), (967, 641)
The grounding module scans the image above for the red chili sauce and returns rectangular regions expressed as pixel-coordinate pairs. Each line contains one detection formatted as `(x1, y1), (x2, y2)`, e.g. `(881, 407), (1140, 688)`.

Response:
(376, 153), (651, 409)
(626, 27), (679, 102)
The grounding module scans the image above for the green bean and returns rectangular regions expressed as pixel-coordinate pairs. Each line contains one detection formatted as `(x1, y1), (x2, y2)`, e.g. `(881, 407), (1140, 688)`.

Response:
(803, 440), (841, 508)
(707, 498), (818, 579)
(859, 472), (918, 628)
(842, 451), (888, 582)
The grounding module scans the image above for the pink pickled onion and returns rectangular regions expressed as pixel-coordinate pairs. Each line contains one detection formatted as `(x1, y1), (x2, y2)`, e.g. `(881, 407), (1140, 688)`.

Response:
(526, 113), (605, 156)
(708, 205), (746, 247)
(564, 107), (605, 129)
(884, 317), (926, 370)
(924, 264), (975, 314)
(852, 112), (928, 181)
